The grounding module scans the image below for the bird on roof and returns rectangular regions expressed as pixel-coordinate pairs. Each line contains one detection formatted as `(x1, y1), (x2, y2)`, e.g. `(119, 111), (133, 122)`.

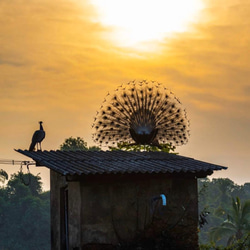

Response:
(92, 80), (190, 148)
(29, 121), (46, 151)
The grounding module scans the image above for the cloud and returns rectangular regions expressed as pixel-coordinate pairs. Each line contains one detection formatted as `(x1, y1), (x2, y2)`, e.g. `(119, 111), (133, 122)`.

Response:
(0, 0), (249, 185)
(1, 0), (249, 116)
(143, 0), (250, 116)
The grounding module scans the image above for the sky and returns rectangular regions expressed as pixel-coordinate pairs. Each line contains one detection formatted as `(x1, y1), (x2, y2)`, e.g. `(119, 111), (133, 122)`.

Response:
(0, 0), (249, 191)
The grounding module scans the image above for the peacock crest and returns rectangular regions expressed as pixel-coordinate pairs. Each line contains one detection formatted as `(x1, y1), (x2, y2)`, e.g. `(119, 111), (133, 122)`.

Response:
(92, 80), (190, 148)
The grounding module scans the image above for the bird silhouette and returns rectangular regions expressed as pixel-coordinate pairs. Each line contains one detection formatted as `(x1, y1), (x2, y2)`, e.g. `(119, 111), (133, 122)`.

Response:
(29, 121), (46, 151)
(92, 80), (190, 147)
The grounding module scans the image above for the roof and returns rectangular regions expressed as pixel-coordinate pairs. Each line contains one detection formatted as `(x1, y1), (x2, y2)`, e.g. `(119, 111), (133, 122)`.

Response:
(15, 149), (227, 177)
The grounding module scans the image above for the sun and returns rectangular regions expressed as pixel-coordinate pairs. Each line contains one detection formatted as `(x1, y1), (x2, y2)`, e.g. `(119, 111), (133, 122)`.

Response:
(90, 0), (204, 48)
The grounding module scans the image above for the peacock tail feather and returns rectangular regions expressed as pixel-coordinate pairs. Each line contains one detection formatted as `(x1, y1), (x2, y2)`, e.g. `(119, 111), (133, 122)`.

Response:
(92, 80), (190, 147)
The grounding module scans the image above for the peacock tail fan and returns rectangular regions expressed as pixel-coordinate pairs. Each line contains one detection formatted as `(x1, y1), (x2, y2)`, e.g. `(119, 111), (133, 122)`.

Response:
(92, 80), (190, 148)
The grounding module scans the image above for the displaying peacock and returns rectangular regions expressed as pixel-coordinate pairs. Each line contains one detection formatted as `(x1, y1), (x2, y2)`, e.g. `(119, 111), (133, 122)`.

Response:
(92, 80), (189, 148)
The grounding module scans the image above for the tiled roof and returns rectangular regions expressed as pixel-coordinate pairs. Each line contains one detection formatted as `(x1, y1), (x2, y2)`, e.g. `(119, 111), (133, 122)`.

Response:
(15, 149), (227, 177)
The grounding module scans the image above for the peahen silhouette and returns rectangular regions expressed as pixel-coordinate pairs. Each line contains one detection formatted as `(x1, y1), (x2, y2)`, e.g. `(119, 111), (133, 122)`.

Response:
(29, 121), (46, 151)
(92, 80), (190, 147)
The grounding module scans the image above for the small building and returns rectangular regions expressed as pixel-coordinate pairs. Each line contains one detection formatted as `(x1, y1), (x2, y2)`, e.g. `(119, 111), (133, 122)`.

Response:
(16, 149), (227, 250)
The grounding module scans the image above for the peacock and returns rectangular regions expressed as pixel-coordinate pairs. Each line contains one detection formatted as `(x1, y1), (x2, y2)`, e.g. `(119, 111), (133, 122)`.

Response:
(29, 121), (46, 151)
(92, 80), (189, 148)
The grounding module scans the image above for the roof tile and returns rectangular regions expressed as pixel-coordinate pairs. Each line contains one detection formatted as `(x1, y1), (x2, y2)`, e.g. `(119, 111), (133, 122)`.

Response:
(15, 149), (227, 177)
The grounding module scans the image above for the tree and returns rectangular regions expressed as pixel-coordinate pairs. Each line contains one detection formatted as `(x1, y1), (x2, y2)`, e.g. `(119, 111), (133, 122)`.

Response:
(0, 169), (8, 183)
(6, 172), (43, 197)
(212, 178), (238, 206)
(59, 136), (101, 151)
(198, 178), (250, 246)
(110, 141), (176, 153)
(209, 197), (250, 246)
(0, 172), (50, 249)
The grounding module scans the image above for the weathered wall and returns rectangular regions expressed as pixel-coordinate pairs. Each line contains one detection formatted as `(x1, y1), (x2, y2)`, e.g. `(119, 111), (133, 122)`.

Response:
(50, 170), (67, 250)
(50, 171), (198, 249)
(68, 181), (81, 248)
(65, 174), (198, 249)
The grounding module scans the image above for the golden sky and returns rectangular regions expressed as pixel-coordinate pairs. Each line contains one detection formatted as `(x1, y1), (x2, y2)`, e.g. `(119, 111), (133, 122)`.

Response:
(0, 0), (249, 190)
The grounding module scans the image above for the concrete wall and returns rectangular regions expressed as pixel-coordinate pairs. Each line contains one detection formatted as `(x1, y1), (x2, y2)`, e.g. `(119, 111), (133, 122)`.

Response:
(51, 172), (198, 250)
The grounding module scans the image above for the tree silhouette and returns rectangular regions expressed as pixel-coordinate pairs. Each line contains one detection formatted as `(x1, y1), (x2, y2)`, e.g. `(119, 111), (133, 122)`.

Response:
(0, 169), (8, 183)
(0, 172), (50, 249)
(210, 197), (250, 246)
(60, 136), (101, 151)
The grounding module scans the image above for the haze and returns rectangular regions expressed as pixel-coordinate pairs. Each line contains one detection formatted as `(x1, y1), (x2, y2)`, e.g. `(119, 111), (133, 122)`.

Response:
(0, 0), (249, 190)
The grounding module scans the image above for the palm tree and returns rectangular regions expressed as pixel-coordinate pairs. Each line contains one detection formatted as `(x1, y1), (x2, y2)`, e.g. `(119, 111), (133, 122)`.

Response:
(210, 197), (250, 246)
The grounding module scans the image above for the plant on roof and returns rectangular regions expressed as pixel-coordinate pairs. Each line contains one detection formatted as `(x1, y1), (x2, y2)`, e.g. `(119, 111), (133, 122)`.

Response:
(92, 80), (190, 150)
(110, 141), (177, 153)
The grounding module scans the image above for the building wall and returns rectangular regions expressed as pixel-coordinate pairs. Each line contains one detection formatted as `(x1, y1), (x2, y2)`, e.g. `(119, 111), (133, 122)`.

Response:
(51, 171), (199, 250)
(50, 170), (67, 250)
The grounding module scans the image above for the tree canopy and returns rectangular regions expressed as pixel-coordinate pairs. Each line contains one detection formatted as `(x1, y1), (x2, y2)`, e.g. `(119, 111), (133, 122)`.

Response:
(0, 172), (50, 249)
(110, 141), (176, 153)
(198, 178), (250, 248)
(210, 197), (250, 246)
(59, 136), (101, 151)
(0, 169), (8, 183)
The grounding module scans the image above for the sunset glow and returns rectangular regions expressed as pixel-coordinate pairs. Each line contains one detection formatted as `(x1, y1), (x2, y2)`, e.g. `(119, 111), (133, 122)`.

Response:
(90, 0), (204, 47)
(0, 0), (250, 189)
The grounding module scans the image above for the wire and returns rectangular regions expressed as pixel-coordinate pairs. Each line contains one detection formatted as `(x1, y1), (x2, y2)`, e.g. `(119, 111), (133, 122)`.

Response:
(0, 159), (35, 165)
(0, 159), (36, 186)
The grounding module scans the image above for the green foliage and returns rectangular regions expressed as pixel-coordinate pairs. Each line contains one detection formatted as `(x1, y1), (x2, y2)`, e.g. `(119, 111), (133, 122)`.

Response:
(0, 172), (50, 249)
(59, 136), (101, 151)
(200, 233), (250, 249)
(209, 197), (250, 246)
(87, 145), (102, 151)
(59, 136), (87, 151)
(110, 141), (176, 153)
(0, 169), (8, 183)
(198, 178), (250, 248)
(6, 172), (43, 197)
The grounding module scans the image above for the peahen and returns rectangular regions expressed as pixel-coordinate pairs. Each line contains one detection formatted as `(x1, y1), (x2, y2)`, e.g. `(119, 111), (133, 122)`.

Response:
(29, 121), (46, 151)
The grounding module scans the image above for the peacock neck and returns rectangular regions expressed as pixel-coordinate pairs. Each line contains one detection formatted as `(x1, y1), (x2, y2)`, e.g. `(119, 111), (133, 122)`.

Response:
(40, 123), (44, 131)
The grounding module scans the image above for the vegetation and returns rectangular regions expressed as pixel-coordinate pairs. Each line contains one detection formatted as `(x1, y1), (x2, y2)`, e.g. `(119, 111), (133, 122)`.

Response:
(0, 169), (8, 183)
(1, 158), (250, 249)
(109, 141), (177, 153)
(198, 178), (250, 248)
(60, 137), (176, 153)
(59, 136), (101, 151)
(0, 172), (50, 250)
(210, 197), (250, 245)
